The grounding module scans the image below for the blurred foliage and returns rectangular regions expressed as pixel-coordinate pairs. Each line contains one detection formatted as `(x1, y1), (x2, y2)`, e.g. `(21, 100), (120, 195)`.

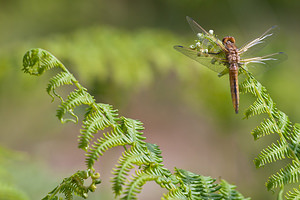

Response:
(0, 0), (300, 199)
(0, 146), (29, 200)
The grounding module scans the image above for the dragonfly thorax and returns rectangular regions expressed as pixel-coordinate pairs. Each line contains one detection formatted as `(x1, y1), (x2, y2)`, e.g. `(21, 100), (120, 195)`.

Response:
(222, 36), (240, 64)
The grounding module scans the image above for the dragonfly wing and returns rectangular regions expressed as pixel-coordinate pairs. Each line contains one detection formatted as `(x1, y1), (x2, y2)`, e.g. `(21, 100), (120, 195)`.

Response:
(174, 45), (228, 74)
(238, 25), (279, 56)
(186, 16), (226, 52)
(240, 52), (287, 74)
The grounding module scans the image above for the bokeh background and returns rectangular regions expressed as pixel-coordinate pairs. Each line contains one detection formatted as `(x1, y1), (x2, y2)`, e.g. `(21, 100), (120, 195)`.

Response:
(1, 0), (300, 199)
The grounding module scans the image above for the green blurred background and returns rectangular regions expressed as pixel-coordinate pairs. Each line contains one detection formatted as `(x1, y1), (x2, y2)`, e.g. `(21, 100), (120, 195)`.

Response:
(1, 0), (300, 199)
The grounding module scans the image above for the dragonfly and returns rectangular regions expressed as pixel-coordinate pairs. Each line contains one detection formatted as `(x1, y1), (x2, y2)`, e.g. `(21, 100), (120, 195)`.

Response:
(174, 16), (285, 113)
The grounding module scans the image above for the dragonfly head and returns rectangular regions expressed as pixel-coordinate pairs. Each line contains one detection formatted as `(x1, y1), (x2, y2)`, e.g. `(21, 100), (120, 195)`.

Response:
(222, 36), (236, 45)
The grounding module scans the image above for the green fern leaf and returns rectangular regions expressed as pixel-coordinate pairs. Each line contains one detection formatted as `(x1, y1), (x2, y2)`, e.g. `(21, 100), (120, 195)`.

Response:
(219, 179), (251, 200)
(22, 48), (63, 76)
(252, 118), (277, 140)
(112, 146), (145, 196)
(288, 123), (300, 160)
(254, 139), (290, 168)
(239, 78), (255, 94)
(112, 143), (171, 197)
(56, 89), (95, 123)
(42, 170), (94, 200)
(95, 103), (119, 124)
(174, 168), (222, 200)
(162, 188), (188, 200)
(120, 117), (146, 144)
(121, 170), (159, 200)
(273, 110), (292, 136)
(266, 160), (300, 190)
(286, 185), (300, 200)
(86, 130), (127, 168)
(47, 72), (76, 102)
(244, 97), (267, 118)
(78, 107), (114, 150)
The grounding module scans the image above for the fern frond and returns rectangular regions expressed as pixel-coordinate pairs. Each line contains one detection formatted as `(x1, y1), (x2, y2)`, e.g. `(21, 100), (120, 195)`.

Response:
(252, 118), (277, 140)
(112, 142), (171, 196)
(56, 89), (95, 123)
(219, 179), (251, 200)
(254, 139), (291, 168)
(47, 72), (76, 102)
(120, 117), (146, 145)
(239, 75), (256, 95)
(23, 48), (251, 200)
(244, 97), (267, 118)
(86, 129), (127, 168)
(78, 104), (117, 150)
(286, 185), (300, 200)
(22, 48), (63, 76)
(121, 170), (158, 200)
(162, 188), (188, 200)
(242, 72), (300, 196)
(174, 168), (222, 200)
(273, 110), (292, 137)
(266, 160), (300, 190)
(42, 170), (100, 200)
(95, 103), (119, 124)
(144, 142), (164, 164)
(112, 146), (145, 196)
(289, 123), (300, 160)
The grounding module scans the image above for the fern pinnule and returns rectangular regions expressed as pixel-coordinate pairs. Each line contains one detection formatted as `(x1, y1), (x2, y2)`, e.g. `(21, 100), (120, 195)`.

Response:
(254, 139), (290, 168)
(42, 170), (99, 200)
(251, 118), (277, 140)
(86, 130), (128, 168)
(56, 89), (95, 123)
(239, 76), (256, 95)
(112, 146), (149, 194)
(78, 107), (114, 150)
(274, 110), (292, 136)
(112, 149), (136, 196)
(244, 97), (267, 118)
(219, 180), (251, 200)
(96, 103), (119, 123)
(266, 160), (300, 190)
(47, 72), (76, 102)
(121, 170), (157, 200)
(162, 188), (187, 200)
(175, 168), (222, 200)
(285, 186), (300, 200)
(289, 123), (300, 159)
(120, 117), (146, 144)
(112, 143), (165, 196)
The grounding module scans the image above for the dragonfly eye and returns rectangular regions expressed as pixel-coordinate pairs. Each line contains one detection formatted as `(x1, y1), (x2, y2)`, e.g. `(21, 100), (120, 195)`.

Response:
(222, 36), (236, 44)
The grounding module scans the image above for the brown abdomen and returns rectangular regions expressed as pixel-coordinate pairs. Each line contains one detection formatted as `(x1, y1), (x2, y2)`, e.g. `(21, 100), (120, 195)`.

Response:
(229, 64), (239, 113)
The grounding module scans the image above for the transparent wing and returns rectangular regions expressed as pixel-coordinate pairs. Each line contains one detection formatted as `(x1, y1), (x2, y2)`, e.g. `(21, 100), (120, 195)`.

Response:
(174, 45), (228, 75)
(238, 25), (278, 56)
(186, 16), (227, 52)
(240, 52), (287, 74)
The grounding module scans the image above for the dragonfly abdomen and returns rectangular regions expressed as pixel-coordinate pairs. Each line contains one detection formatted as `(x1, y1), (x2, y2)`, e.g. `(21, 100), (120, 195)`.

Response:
(229, 64), (239, 113)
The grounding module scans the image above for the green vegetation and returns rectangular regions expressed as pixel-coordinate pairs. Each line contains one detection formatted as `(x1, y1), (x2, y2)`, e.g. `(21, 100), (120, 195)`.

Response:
(1, 1), (300, 199)
(22, 48), (250, 199)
